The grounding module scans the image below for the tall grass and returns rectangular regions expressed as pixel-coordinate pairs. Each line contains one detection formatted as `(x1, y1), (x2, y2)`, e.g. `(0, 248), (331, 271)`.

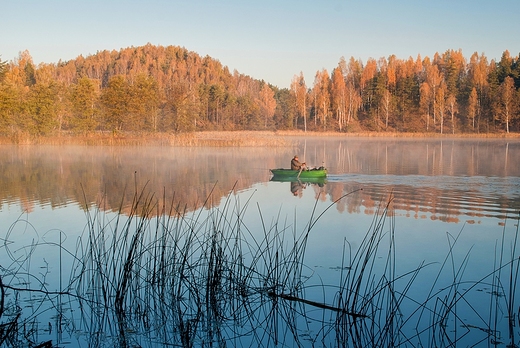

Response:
(0, 185), (519, 347)
(0, 131), (293, 147)
(1, 130), (518, 146)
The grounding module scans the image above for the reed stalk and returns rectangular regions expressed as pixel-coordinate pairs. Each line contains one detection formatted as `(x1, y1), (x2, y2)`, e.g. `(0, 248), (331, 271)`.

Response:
(1, 184), (519, 347)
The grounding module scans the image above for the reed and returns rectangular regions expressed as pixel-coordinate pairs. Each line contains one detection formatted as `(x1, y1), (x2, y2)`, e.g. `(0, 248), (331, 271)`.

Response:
(0, 131), (293, 147)
(0, 185), (519, 347)
(1, 129), (518, 147)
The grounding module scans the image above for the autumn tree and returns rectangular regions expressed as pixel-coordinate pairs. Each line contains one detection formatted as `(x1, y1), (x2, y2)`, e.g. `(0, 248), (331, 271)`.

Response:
(468, 52), (489, 131)
(0, 54), (31, 134)
(163, 81), (198, 132)
(258, 83), (276, 128)
(467, 87), (478, 131)
(488, 60), (502, 131)
(343, 57), (361, 127)
(35, 63), (57, 85)
(386, 55), (397, 91)
(2, 45), (518, 135)
(128, 74), (160, 131)
(25, 82), (60, 135)
(312, 69), (330, 129)
(498, 76), (516, 133)
(0, 84), (20, 133)
(69, 77), (99, 133)
(380, 88), (392, 130)
(425, 63), (442, 127)
(4, 51), (34, 89)
(446, 93), (458, 134)
(435, 82), (447, 134)
(290, 72), (307, 131)
(0, 55), (7, 83)
(419, 82), (431, 131)
(31, 63), (69, 132)
(100, 75), (131, 131)
(331, 67), (347, 131)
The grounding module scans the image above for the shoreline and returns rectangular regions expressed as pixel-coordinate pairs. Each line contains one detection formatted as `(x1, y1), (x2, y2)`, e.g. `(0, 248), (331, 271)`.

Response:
(1, 130), (519, 146)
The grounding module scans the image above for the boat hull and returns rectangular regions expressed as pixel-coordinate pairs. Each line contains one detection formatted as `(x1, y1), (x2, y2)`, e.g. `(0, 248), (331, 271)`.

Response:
(270, 168), (327, 179)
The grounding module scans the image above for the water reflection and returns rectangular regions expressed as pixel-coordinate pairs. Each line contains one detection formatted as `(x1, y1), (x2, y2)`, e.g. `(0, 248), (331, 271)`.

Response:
(1, 137), (520, 347)
(2, 179), (519, 347)
(1, 138), (519, 223)
(270, 177), (327, 197)
(0, 145), (290, 215)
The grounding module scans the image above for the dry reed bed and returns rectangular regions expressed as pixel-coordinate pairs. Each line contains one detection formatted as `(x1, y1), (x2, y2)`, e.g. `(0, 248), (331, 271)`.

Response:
(1, 130), (518, 147)
(0, 131), (293, 147)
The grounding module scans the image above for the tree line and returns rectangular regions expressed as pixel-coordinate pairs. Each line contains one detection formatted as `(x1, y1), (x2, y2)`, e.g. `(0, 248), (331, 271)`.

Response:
(0, 44), (519, 135)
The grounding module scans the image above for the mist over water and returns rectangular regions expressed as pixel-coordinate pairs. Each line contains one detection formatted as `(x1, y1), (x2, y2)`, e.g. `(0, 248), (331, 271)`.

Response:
(1, 137), (518, 219)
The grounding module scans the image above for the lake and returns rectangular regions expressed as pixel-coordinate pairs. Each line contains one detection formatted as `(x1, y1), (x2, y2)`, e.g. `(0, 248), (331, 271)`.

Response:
(1, 136), (519, 347)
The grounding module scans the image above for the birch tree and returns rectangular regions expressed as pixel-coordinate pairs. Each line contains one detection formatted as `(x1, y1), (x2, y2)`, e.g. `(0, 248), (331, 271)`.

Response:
(499, 76), (515, 133)
(331, 67), (347, 130)
(312, 69), (330, 129)
(467, 87), (478, 131)
(468, 52), (489, 130)
(446, 93), (457, 134)
(290, 72), (307, 131)
(420, 82), (431, 131)
(435, 82), (447, 134)
(343, 57), (362, 125)
(381, 88), (391, 130)
(426, 64), (442, 126)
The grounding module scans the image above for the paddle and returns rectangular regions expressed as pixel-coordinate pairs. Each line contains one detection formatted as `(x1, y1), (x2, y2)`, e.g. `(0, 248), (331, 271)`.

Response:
(297, 161), (307, 178)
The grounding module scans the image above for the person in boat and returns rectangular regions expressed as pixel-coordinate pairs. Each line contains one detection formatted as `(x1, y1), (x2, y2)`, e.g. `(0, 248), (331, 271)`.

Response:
(291, 155), (307, 171)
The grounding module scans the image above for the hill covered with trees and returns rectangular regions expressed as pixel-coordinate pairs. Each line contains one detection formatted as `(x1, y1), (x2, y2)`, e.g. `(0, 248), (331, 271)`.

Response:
(0, 44), (519, 136)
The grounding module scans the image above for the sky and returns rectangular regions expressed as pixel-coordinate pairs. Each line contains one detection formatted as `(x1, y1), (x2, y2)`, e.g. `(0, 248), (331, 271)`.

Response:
(2, 0), (520, 88)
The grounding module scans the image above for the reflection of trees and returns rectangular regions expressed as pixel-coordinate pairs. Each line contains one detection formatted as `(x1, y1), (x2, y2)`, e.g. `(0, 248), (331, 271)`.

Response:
(3, 186), (519, 347)
(327, 182), (520, 223)
(0, 146), (290, 216)
(0, 139), (519, 222)
(317, 138), (520, 222)
(329, 138), (520, 177)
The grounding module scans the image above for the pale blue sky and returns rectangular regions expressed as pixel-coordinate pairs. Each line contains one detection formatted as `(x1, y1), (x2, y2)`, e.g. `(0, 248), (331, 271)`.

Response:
(2, 0), (519, 88)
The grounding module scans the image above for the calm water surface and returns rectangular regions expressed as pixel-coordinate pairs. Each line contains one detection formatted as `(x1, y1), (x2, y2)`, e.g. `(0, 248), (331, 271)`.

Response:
(1, 137), (519, 347)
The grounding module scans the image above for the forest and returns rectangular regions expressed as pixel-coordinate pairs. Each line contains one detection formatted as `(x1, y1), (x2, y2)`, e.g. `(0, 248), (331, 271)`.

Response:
(0, 43), (519, 136)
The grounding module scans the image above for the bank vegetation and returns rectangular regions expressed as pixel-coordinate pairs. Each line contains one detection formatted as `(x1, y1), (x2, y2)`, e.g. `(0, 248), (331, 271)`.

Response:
(0, 45), (519, 140)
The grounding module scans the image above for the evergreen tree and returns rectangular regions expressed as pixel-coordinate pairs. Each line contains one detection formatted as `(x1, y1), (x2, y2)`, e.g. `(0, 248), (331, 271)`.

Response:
(273, 88), (295, 130)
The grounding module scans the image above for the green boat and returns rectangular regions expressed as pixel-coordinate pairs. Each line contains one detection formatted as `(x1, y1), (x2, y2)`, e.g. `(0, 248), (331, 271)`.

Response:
(270, 167), (327, 179)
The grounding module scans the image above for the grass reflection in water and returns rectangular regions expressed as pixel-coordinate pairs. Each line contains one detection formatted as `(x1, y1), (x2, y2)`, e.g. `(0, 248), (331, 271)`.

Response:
(1, 183), (519, 347)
